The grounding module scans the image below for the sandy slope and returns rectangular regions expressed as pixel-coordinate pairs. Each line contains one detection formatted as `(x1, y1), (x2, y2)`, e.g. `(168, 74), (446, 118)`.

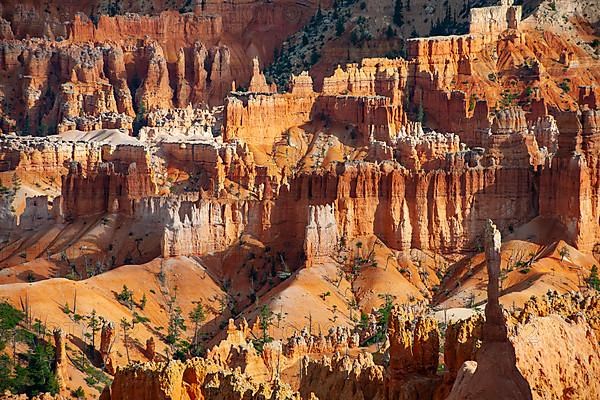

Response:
(436, 239), (596, 309)
(0, 257), (226, 397)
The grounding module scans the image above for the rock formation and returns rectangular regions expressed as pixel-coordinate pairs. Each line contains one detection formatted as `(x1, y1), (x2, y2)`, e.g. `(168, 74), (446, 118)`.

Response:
(512, 314), (600, 399)
(0, 0), (599, 398)
(385, 313), (441, 399)
(102, 358), (301, 400)
(247, 58), (276, 94)
(446, 220), (532, 400)
(145, 337), (156, 362)
(100, 321), (115, 374)
(299, 352), (384, 400)
(52, 328), (67, 390)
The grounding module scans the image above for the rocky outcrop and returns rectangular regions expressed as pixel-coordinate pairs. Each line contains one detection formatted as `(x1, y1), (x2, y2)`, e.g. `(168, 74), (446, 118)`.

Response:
(224, 92), (316, 146)
(206, 319), (270, 381)
(289, 72), (314, 96)
(299, 352), (384, 400)
(0, 17), (14, 40)
(103, 358), (301, 400)
(395, 124), (463, 170)
(512, 314), (600, 399)
(247, 58), (275, 94)
(304, 204), (338, 264)
(469, 0), (522, 37)
(443, 315), (483, 380)
(68, 12), (222, 48)
(61, 145), (156, 218)
(134, 41), (174, 111)
(145, 337), (156, 362)
(0, 39), (234, 134)
(385, 313), (440, 399)
(139, 106), (219, 142)
(18, 196), (53, 230)
(155, 197), (250, 257)
(1, 0), (327, 98)
(52, 328), (67, 390)
(294, 161), (537, 253)
(517, 290), (600, 340)
(539, 109), (600, 251)
(100, 321), (115, 374)
(0, 135), (103, 177)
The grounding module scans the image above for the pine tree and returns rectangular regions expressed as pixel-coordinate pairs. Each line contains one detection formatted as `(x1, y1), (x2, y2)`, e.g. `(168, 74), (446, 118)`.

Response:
(417, 103), (425, 123)
(116, 285), (134, 310)
(0, 303), (58, 396)
(86, 310), (101, 356)
(189, 302), (206, 355)
(315, 4), (323, 23)
(393, 0), (404, 26)
(140, 293), (147, 310)
(21, 116), (30, 136)
(0, 355), (12, 393)
(386, 25), (396, 39)
(166, 290), (186, 355)
(11, 174), (21, 193)
(588, 265), (600, 291)
(259, 305), (273, 343)
(559, 246), (570, 263)
(133, 101), (146, 136)
(18, 343), (59, 396)
(0, 301), (23, 351)
(120, 318), (131, 364)
(253, 305), (274, 352)
(336, 18), (345, 36)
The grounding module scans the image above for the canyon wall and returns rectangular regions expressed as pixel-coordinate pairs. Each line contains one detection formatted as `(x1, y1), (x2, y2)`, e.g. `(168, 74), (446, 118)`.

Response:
(539, 109), (600, 251)
(0, 39), (234, 134)
(224, 92), (316, 146)
(0, 0), (331, 135)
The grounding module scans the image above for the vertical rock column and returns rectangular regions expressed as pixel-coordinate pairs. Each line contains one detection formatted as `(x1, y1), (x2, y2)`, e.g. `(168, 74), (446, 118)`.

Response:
(100, 322), (116, 374)
(145, 337), (156, 361)
(483, 219), (506, 342)
(53, 328), (67, 390)
(447, 220), (532, 400)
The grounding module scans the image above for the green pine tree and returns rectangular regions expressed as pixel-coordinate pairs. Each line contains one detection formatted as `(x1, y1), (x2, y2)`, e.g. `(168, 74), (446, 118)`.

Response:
(588, 265), (600, 291)
(393, 0), (404, 26)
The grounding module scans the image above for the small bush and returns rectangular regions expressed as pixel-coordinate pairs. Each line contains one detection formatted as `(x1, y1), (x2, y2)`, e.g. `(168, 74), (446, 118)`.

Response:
(71, 387), (85, 398)
(559, 81), (570, 93)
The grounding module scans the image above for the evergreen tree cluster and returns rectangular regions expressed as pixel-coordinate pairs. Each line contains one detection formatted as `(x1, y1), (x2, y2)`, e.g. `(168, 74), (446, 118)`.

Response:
(265, 0), (359, 90)
(0, 302), (59, 397)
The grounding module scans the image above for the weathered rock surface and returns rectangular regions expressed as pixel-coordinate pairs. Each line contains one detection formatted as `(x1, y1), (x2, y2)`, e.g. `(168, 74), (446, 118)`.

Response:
(103, 358), (301, 400)
(0, 1), (599, 399)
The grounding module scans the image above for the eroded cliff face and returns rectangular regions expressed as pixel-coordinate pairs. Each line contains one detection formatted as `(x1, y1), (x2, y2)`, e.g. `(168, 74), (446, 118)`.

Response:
(539, 109), (600, 251)
(59, 155), (539, 258)
(0, 0), (333, 135)
(103, 357), (301, 400)
(3, 98), (594, 263)
(0, 1), (599, 399)
(0, 38), (235, 134)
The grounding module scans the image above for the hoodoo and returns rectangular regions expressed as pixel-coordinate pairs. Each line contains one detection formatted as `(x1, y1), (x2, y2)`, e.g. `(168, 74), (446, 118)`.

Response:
(0, 0), (599, 398)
